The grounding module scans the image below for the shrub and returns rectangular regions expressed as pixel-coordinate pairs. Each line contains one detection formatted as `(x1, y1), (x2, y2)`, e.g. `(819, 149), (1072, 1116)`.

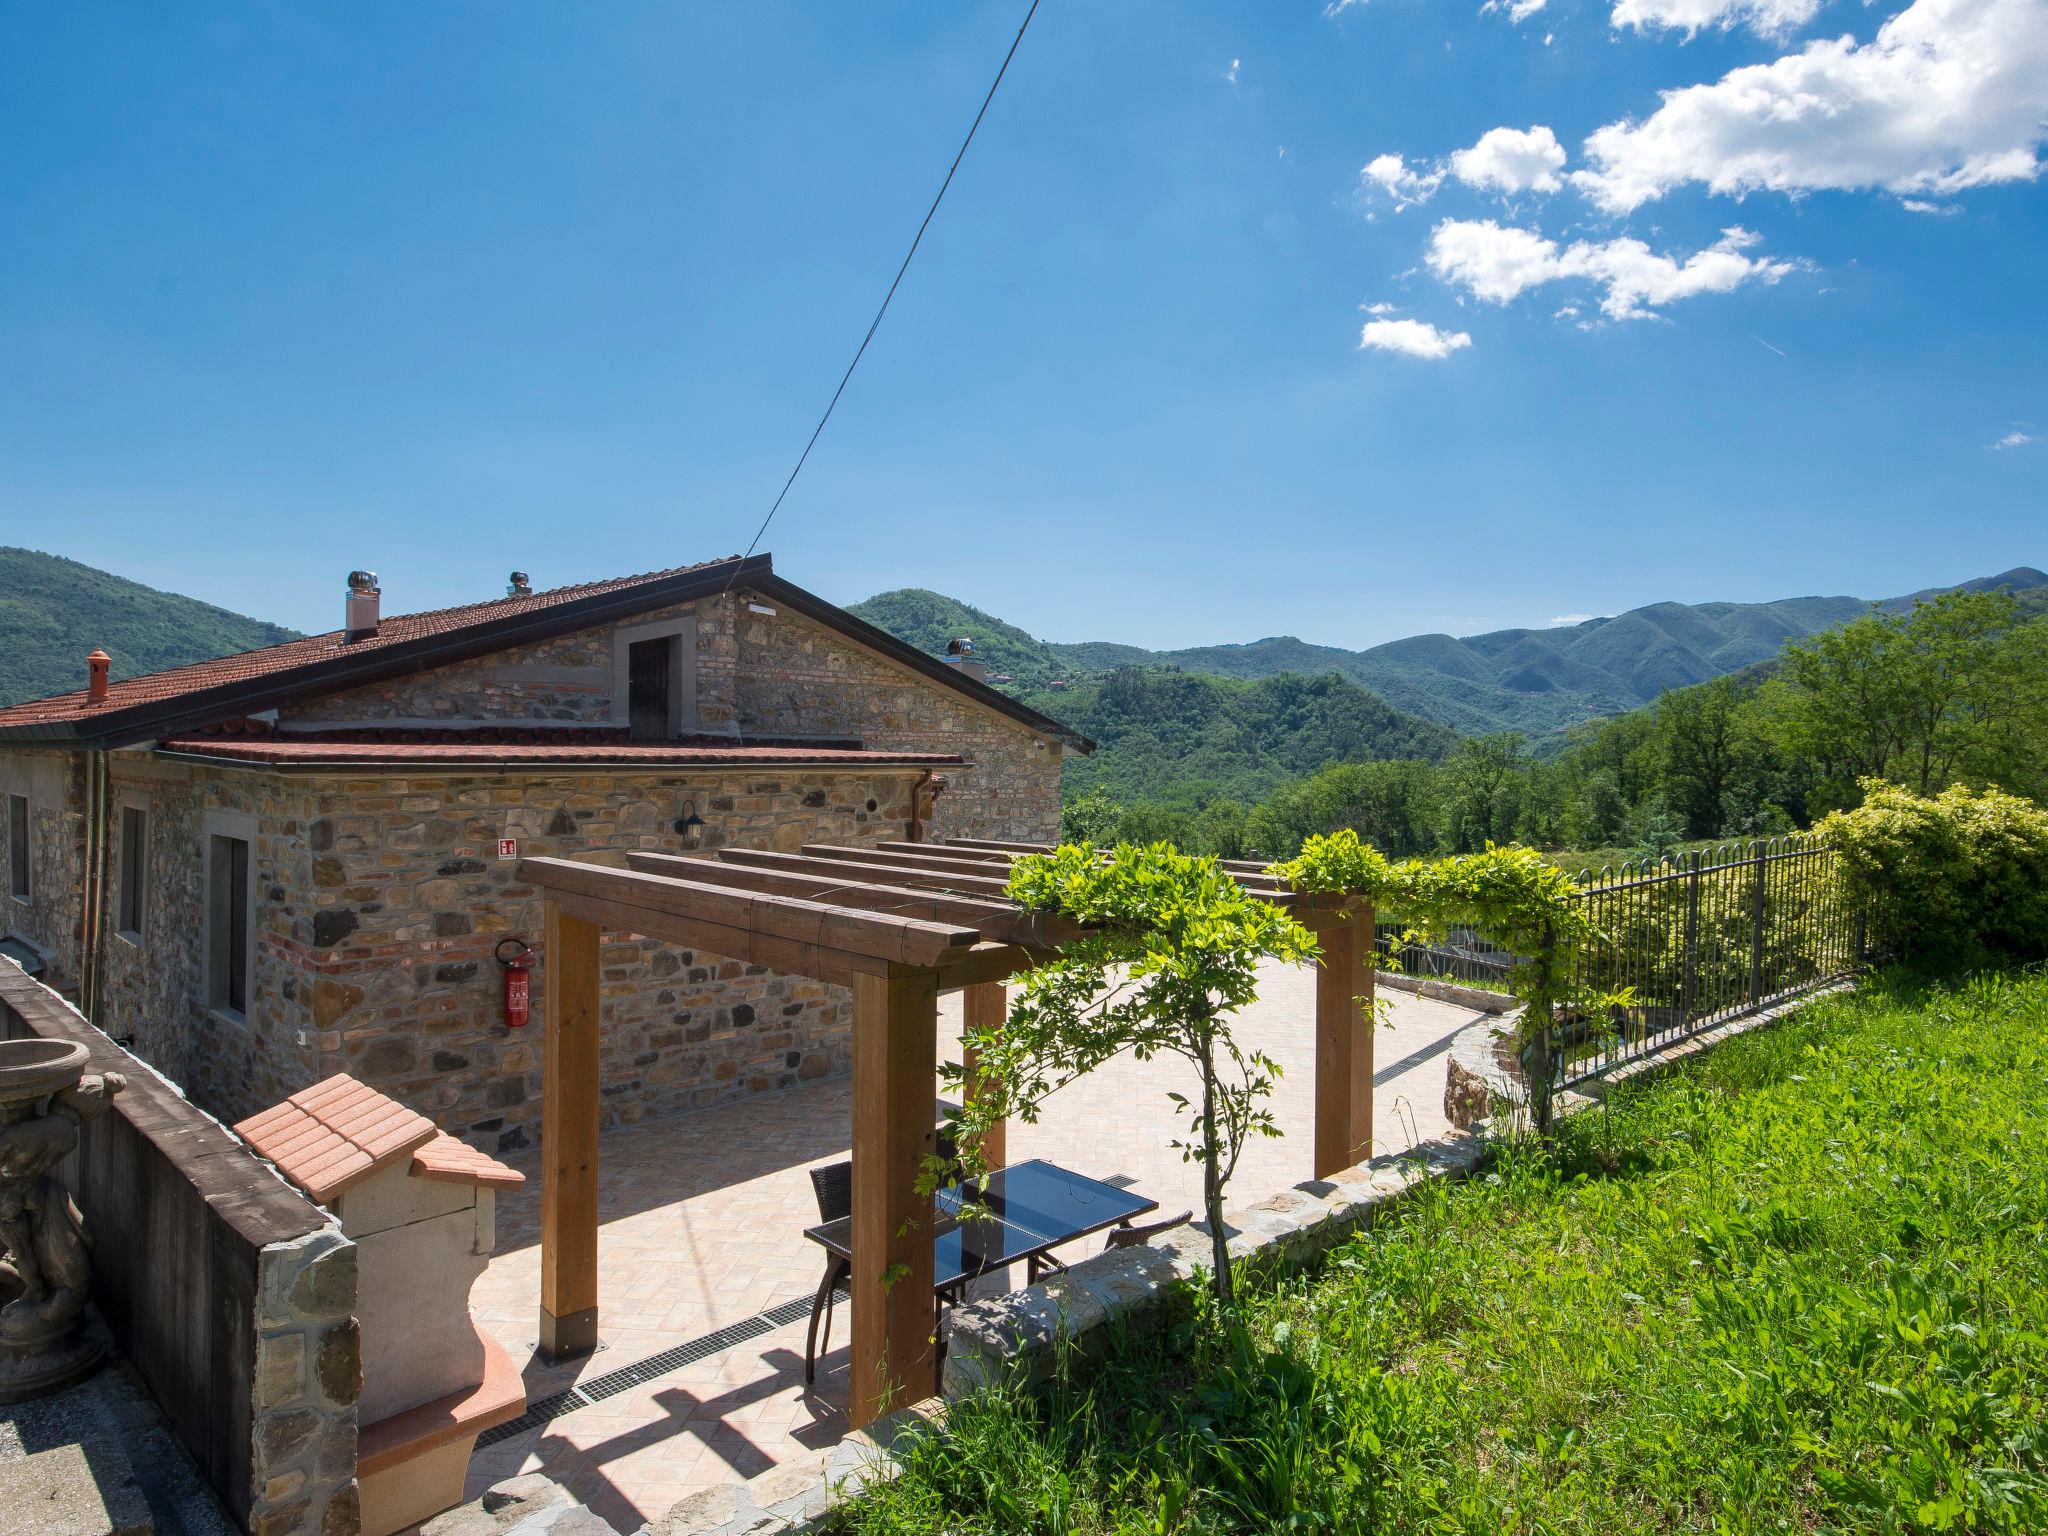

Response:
(1819, 780), (2048, 965)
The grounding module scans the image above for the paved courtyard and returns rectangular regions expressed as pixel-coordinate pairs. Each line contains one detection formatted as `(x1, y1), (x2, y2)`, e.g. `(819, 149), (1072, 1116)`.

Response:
(465, 966), (1487, 1529)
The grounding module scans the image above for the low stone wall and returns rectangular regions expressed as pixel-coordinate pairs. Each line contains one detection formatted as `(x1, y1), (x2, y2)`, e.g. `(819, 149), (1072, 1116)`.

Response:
(1375, 968), (1516, 1014)
(0, 957), (358, 1536)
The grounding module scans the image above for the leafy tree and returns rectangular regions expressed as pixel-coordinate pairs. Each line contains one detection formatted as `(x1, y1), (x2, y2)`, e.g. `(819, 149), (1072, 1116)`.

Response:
(1767, 591), (2048, 804)
(1442, 733), (1528, 851)
(1242, 759), (1441, 860)
(944, 844), (1319, 1307)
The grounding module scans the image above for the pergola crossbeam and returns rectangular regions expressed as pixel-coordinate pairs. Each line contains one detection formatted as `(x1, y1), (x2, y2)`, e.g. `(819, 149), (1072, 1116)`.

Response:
(625, 852), (1080, 953)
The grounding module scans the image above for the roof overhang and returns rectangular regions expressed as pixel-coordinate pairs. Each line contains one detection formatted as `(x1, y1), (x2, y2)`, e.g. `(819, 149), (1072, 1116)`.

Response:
(0, 553), (1094, 755)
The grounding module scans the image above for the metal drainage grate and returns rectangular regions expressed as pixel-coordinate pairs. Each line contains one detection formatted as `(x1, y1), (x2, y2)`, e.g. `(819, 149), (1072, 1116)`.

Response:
(477, 1287), (845, 1446)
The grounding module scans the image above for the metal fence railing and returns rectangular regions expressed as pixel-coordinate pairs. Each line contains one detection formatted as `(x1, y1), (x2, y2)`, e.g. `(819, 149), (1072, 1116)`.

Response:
(1548, 834), (1867, 1087)
(1375, 922), (1515, 993)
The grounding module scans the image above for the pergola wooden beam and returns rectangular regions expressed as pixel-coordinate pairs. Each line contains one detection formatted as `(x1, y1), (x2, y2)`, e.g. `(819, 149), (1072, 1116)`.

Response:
(520, 855), (980, 967)
(624, 852), (1082, 954)
(521, 841), (1377, 1428)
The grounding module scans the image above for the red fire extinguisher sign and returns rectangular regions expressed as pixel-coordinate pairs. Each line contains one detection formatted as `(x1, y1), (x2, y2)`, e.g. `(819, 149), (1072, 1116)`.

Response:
(495, 938), (533, 1029)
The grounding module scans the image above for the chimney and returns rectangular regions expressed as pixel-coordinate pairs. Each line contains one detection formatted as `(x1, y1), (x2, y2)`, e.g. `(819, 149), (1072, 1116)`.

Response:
(943, 637), (987, 684)
(86, 648), (111, 704)
(345, 571), (381, 642)
(507, 571), (532, 598)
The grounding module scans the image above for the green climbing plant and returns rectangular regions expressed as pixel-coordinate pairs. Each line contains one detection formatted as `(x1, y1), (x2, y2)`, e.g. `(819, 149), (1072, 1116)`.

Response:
(1273, 830), (1624, 1133)
(938, 842), (1321, 1308)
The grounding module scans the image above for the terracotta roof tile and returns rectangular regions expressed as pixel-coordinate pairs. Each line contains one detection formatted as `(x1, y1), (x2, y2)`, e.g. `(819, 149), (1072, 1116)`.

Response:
(0, 556), (744, 730)
(234, 1073), (439, 1204)
(410, 1132), (526, 1190)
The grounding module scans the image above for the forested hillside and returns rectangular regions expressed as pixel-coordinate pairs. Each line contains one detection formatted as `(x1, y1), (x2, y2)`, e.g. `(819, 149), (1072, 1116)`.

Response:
(1034, 668), (1454, 807)
(0, 547), (300, 706)
(855, 568), (2048, 738)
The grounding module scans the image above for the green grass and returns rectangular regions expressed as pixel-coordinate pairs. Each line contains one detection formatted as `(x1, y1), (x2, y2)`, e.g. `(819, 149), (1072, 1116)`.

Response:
(843, 969), (2048, 1534)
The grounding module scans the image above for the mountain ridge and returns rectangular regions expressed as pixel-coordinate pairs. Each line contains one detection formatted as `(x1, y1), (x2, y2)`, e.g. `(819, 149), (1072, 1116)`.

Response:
(850, 567), (2048, 738)
(0, 546), (303, 708)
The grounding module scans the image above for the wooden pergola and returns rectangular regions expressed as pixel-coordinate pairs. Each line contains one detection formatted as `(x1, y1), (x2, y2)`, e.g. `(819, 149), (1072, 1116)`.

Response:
(518, 838), (1376, 1429)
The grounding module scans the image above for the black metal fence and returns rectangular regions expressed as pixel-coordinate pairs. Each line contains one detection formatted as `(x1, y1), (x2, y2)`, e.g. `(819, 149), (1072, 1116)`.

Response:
(1375, 922), (1514, 992)
(1548, 834), (1867, 1087)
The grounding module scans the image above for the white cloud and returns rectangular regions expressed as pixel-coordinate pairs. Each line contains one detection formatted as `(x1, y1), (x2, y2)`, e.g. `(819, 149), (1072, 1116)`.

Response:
(1485, 0), (1551, 20)
(1900, 197), (1961, 213)
(1576, 0), (2048, 214)
(1324, 0), (1369, 12)
(1362, 153), (1447, 209)
(1426, 219), (1797, 319)
(1611, 0), (1821, 41)
(1360, 318), (1475, 358)
(1450, 126), (1568, 194)
(1365, 126), (1566, 210)
(1363, 301), (1400, 315)
(1994, 429), (2041, 448)
(1225, 57), (1241, 83)
(1550, 613), (1597, 626)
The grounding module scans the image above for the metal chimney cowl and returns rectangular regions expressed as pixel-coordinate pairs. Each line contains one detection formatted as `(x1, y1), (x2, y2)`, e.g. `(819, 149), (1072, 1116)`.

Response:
(345, 571), (381, 642)
(943, 636), (987, 684)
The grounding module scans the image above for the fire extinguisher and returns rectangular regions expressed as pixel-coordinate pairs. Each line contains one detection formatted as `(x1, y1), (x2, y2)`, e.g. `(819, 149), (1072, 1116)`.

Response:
(495, 938), (533, 1029)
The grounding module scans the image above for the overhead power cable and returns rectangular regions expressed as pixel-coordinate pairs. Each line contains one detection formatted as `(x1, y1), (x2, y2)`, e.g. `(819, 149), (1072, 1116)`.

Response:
(732, 0), (1042, 571)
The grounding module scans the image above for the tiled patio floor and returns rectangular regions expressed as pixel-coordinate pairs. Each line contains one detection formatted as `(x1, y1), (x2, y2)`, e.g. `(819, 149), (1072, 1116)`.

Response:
(465, 966), (1487, 1530)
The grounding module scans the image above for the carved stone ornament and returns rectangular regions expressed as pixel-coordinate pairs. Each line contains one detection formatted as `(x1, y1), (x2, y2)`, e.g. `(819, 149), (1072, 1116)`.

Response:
(0, 1037), (124, 1401)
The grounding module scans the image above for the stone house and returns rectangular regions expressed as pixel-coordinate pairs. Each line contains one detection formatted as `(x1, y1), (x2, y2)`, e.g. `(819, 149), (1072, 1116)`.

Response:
(0, 553), (1087, 1150)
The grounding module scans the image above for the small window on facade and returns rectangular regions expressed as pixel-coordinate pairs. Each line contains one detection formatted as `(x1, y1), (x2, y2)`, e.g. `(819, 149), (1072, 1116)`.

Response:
(118, 805), (147, 938)
(627, 635), (679, 741)
(6, 794), (27, 901)
(207, 833), (250, 1017)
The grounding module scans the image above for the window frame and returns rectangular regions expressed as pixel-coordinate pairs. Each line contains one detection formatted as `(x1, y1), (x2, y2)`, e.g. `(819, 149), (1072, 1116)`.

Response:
(6, 792), (28, 904)
(202, 809), (258, 1028)
(115, 792), (150, 942)
(610, 614), (697, 740)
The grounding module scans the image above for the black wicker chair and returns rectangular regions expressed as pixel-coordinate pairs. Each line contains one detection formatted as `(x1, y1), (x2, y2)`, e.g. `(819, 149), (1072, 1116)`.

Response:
(804, 1160), (852, 1385)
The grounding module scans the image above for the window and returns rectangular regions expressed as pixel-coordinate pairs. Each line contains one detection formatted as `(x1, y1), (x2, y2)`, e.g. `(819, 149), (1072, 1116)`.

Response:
(118, 805), (147, 939)
(207, 832), (251, 1018)
(627, 634), (680, 740)
(6, 794), (26, 902)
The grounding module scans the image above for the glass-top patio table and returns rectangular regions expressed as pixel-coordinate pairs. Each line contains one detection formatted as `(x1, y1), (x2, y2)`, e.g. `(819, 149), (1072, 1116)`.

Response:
(804, 1157), (1159, 1295)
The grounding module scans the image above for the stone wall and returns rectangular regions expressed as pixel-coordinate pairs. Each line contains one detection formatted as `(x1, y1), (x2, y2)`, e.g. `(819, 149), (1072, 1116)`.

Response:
(1, 959), (358, 1536)
(30, 583), (1070, 1145)
(278, 615), (637, 727)
(712, 596), (1063, 843)
(277, 590), (1067, 844)
(272, 766), (929, 1152)
(0, 747), (87, 991)
(98, 752), (321, 1124)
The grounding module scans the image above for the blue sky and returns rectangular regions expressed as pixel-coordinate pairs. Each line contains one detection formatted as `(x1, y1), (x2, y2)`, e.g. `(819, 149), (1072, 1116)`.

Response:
(1, 1), (2042, 649)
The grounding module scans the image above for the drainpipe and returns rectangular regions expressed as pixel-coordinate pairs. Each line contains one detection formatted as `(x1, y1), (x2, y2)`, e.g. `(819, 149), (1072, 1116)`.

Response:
(907, 770), (949, 844)
(79, 748), (111, 1021)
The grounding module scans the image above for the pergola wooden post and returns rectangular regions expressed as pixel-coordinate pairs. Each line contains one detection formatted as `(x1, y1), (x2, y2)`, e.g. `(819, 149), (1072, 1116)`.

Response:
(522, 838), (1369, 1428)
(850, 970), (939, 1423)
(540, 898), (602, 1360)
(1312, 902), (1375, 1179)
(961, 981), (1007, 1170)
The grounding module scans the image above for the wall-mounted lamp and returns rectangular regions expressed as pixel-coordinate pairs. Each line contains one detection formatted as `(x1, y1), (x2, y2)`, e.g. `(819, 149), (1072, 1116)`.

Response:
(674, 801), (707, 850)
